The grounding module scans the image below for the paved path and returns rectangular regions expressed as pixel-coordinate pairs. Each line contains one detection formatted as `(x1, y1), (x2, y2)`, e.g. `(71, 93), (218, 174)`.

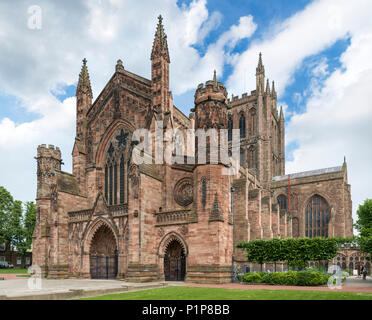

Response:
(344, 275), (372, 287)
(0, 273), (27, 280)
(0, 278), (167, 300)
(0, 276), (371, 299)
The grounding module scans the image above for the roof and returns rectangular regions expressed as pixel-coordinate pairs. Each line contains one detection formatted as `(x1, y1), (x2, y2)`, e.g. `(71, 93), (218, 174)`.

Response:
(272, 166), (343, 182)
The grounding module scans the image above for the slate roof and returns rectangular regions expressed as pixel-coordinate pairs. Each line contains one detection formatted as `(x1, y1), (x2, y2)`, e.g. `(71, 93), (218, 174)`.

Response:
(272, 166), (343, 182)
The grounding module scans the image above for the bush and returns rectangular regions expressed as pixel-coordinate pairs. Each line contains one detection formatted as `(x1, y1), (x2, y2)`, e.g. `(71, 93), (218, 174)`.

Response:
(241, 270), (329, 286)
(242, 272), (262, 283)
(296, 270), (329, 286)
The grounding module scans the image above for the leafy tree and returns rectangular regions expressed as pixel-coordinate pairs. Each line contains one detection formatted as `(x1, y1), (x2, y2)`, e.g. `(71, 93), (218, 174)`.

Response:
(238, 237), (341, 270)
(23, 201), (36, 251)
(0, 186), (36, 256)
(355, 199), (372, 255)
(266, 238), (286, 272)
(0, 186), (15, 244)
(237, 240), (268, 271)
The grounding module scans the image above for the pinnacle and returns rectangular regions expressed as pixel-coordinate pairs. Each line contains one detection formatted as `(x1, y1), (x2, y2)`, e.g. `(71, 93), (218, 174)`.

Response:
(265, 78), (271, 94)
(256, 52), (264, 74)
(280, 105), (284, 120)
(151, 14), (170, 62)
(76, 58), (92, 97)
(272, 80), (277, 98)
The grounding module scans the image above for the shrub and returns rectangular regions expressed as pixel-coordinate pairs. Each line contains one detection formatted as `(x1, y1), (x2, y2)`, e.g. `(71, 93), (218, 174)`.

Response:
(241, 270), (329, 286)
(283, 271), (298, 285)
(242, 272), (262, 283)
(296, 270), (329, 286)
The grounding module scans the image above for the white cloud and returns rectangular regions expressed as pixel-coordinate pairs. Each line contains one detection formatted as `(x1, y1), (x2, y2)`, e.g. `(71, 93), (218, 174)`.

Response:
(0, 0), (256, 202)
(220, 0), (372, 224)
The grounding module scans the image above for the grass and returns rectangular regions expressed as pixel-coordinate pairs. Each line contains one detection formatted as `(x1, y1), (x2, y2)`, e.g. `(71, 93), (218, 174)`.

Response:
(0, 268), (28, 274)
(79, 286), (372, 300)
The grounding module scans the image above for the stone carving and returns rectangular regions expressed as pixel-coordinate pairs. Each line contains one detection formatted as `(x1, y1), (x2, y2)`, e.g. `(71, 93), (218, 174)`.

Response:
(174, 178), (193, 207)
(50, 184), (58, 212)
(86, 127), (93, 163)
(129, 165), (140, 199)
(116, 129), (128, 148)
(179, 225), (188, 236)
(158, 227), (165, 237)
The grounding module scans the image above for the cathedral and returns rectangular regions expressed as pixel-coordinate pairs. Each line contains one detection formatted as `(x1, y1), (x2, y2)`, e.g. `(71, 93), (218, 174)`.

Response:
(32, 16), (354, 283)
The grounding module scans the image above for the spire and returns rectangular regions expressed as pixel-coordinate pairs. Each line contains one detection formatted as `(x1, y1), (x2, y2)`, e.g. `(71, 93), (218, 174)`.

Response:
(76, 58), (92, 98)
(256, 52), (265, 75)
(272, 81), (277, 99)
(279, 105), (284, 121)
(151, 15), (170, 62)
(213, 69), (217, 84)
(265, 78), (271, 95)
(116, 59), (124, 72)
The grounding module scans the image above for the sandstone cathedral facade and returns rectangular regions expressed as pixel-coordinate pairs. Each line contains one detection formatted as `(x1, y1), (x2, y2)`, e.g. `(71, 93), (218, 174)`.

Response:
(32, 16), (354, 283)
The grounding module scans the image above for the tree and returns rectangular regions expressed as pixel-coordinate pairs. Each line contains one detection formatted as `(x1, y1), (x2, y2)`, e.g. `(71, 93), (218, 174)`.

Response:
(237, 240), (268, 271)
(237, 238), (341, 271)
(0, 186), (15, 244)
(23, 202), (36, 251)
(0, 186), (36, 256)
(355, 199), (372, 256)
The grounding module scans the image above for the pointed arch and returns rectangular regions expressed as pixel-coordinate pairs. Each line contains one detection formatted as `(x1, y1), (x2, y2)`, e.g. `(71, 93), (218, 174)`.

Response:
(158, 231), (188, 258)
(95, 118), (136, 167)
(239, 112), (246, 139)
(305, 194), (330, 238)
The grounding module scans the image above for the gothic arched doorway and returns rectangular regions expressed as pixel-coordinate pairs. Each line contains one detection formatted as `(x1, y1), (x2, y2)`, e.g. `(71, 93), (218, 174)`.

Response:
(164, 240), (186, 281)
(89, 224), (118, 279)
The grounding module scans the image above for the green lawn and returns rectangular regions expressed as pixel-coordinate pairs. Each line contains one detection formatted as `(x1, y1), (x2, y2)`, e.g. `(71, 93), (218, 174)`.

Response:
(0, 268), (28, 274)
(80, 286), (372, 300)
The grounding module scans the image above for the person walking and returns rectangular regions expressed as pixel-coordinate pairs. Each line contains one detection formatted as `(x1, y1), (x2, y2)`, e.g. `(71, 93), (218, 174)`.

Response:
(361, 264), (367, 280)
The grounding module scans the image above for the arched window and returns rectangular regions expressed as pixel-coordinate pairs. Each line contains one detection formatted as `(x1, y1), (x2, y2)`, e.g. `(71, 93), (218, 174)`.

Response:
(104, 128), (129, 205)
(277, 195), (287, 210)
(248, 146), (255, 169)
(305, 195), (329, 238)
(201, 178), (207, 207)
(239, 113), (246, 139)
(228, 116), (233, 142)
(249, 108), (256, 136)
(240, 149), (245, 168)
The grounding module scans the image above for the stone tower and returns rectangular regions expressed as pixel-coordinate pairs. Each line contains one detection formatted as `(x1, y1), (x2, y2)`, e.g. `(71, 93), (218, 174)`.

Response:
(186, 73), (233, 283)
(33, 144), (68, 277)
(73, 59), (92, 193)
(253, 54), (284, 186)
(151, 15), (171, 114)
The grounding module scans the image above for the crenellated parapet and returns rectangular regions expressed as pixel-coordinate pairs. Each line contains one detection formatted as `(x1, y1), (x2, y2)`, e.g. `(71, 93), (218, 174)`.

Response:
(36, 144), (62, 199)
(194, 80), (228, 106)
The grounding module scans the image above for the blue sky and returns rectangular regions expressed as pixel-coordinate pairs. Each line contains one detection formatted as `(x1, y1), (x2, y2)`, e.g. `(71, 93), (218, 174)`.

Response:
(0, 0), (371, 226)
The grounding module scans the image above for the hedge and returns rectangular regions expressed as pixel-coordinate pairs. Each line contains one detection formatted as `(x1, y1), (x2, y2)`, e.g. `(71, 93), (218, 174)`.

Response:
(241, 270), (331, 286)
(236, 237), (354, 270)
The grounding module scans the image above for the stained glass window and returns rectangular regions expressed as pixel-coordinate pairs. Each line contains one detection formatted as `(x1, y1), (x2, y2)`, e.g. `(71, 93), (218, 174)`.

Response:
(305, 195), (329, 238)
(228, 117), (233, 141)
(277, 195), (287, 210)
(239, 113), (246, 139)
(120, 155), (124, 204)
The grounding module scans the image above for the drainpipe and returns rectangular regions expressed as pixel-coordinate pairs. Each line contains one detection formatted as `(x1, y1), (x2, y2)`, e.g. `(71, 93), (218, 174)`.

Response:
(231, 187), (235, 282)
